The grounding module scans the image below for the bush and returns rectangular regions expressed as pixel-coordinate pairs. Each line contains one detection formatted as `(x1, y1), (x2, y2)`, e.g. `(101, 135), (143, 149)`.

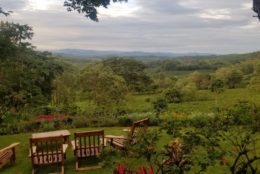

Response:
(227, 101), (256, 125)
(189, 113), (215, 128)
(118, 117), (133, 126)
(165, 88), (182, 103)
(153, 98), (168, 117)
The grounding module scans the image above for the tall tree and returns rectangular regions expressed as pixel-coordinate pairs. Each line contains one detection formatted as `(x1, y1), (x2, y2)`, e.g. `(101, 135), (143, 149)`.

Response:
(80, 63), (128, 113)
(0, 21), (34, 58)
(102, 58), (154, 93)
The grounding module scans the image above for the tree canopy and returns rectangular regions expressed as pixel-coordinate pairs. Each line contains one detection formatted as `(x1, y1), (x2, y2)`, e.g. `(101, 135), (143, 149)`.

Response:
(64, 0), (127, 21)
(0, 7), (12, 16)
(253, 0), (260, 20)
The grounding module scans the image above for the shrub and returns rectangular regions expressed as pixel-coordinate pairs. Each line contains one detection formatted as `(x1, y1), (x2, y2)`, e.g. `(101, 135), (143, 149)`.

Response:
(153, 98), (168, 117)
(164, 88), (182, 103)
(227, 101), (256, 125)
(118, 117), (133, 126)
(189, 113), (214, 128)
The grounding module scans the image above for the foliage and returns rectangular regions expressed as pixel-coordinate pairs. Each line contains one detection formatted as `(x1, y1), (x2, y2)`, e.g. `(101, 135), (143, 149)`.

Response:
(189, 71), (211, 89)
(226, 101), (258, 125)
(64, 0), (127, 21)
(248, 76), (260, 92)
(51, 71), (78, 110)
(127, 128), (160, 163)
(155, 139), (190, 174)
(164, 88), (182, 103)
(0, 22), (63, 119)
(153, 99), (168, 117)
(0, 21), (34, 58)
(0, 7), (12, 16)
(103, 58), (155, 93)
(215, 67), (243, 89)
(221, 128), (260, 174)
(80, 63), (128, 114)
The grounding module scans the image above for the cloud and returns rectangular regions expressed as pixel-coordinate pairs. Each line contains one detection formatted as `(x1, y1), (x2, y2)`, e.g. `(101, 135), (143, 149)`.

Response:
(0, 0), (259, 54)
(199, 9), (232, 20)
(0, 0), (27, 11)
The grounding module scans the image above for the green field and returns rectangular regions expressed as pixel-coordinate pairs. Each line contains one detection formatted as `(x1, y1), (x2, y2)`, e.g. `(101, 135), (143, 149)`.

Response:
(125, 88), (260, 114)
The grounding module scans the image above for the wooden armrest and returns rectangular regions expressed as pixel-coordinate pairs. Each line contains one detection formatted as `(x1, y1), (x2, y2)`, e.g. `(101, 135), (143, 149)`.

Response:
(105, 135), (126, 139)
(71, 140), (76, 150)
(63, 144), (68, 154)
(28, 146), (37, 157)
(0, 143), (20, 153)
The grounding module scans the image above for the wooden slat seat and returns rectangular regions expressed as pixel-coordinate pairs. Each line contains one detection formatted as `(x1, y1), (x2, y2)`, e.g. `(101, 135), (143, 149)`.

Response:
(29, 136), (66, 174)
(106, 118), (149, 151)
(72, 130), (104, 171)
(32, 153), (63, 165)
(0, 143), (20, 170)
(75, 147), (101, 157)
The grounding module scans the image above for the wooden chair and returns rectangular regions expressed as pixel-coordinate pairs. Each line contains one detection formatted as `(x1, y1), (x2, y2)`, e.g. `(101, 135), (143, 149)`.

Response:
(29, 136), (67, 174)
(0, 143), (20, 170)
(71, 130), (104, 171)
(106, 118), (149, 151)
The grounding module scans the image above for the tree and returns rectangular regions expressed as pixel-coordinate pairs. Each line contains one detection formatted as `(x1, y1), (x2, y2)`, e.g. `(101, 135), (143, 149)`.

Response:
(80, 63), (128, 113)
(248, 76), (260, 92)
(189, 71), (211, 89)
(64, 0), (127, 21)
(215, 67), (243, 89)
(0, 21), (63, 114)
(210, 79), (224, 107)
(103, 58), (154, 93)
(0, 21), (34, 58)
(253, 0), (260, 20)
(0, 7), (11, 16)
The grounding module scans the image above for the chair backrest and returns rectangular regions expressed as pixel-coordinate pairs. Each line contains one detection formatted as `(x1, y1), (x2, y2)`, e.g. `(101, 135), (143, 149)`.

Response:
(129, 118), (149, 142)
(30, 136), (64, 165)
(74, 130), (104, 158)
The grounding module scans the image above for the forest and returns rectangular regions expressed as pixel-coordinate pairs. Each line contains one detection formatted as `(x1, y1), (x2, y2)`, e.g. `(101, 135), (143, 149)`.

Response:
(0, 18), (260, 174)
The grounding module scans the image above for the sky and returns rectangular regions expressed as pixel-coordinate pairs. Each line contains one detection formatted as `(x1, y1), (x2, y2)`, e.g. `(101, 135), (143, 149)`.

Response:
(0, 0), (260, 54)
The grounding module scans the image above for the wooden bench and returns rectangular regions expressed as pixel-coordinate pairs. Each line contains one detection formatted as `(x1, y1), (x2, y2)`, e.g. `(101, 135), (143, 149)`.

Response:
(0, 143), (20, 170)
(29, 136), (67, 174)
(71, 130), (104, 171)
(106, 118), (149, 150)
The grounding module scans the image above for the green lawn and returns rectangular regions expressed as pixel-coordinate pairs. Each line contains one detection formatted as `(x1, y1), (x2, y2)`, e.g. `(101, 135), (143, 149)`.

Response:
(0, 127), (171, 174)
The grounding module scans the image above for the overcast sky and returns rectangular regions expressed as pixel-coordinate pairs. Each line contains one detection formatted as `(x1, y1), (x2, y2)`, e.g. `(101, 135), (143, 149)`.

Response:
(0, 0), (259, 54)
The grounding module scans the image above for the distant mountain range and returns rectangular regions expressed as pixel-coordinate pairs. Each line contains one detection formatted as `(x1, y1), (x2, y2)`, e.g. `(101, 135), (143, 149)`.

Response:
(52, 49), (213, 58)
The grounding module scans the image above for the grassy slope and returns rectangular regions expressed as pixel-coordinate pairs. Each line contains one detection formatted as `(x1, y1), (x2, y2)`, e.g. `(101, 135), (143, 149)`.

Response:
(126, 88), (260, 113)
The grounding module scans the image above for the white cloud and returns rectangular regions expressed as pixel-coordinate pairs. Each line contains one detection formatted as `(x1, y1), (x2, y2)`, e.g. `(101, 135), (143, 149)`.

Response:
(24, 0), (63, 11)
(0, 0), (259, 54)
(99, 1), (141, 18)
(199, 9), (232, 20)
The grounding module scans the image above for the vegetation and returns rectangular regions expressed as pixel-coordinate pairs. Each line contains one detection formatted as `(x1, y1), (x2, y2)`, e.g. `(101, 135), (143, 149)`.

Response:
(0, 8), (260, 174)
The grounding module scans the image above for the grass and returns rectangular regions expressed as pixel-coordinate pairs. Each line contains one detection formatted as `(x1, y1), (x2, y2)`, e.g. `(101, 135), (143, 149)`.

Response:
(76, 88), (260, 114)
(0, 127), (171, 174)
(127, 88), (260, 113)
(1, 88), (259, 173)
(0, 127), (259, 174)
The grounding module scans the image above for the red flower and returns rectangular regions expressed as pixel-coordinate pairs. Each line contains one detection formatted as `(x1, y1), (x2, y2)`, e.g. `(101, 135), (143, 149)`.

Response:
(119, 164), (125, 174)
